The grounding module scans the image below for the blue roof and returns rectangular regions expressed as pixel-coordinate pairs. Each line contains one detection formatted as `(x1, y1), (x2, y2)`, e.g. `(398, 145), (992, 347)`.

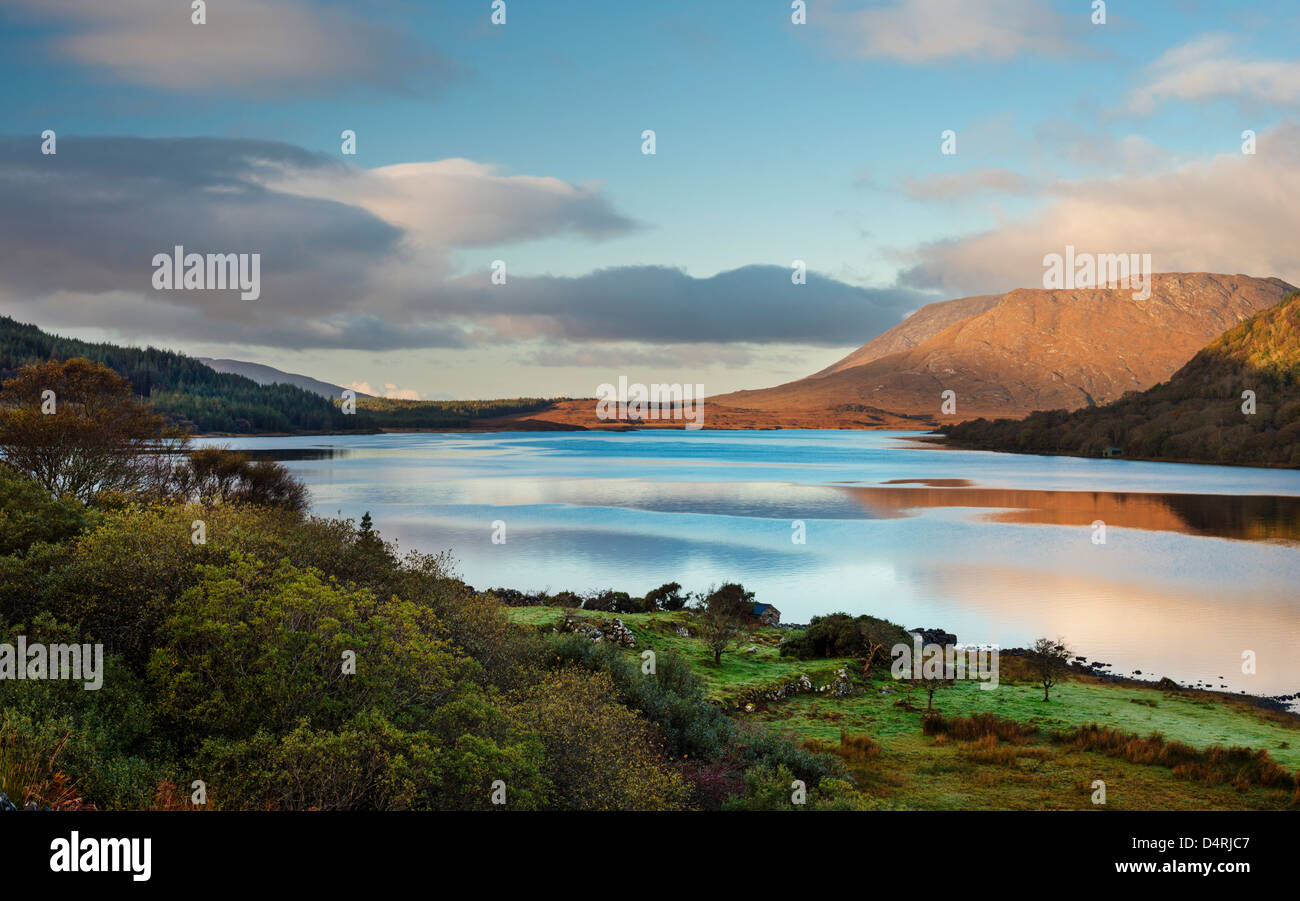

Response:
(752, 603), (774, 614)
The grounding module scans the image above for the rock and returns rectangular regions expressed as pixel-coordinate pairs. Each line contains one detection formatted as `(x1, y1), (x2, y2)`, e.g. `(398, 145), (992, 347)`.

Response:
(556, 614), (634, 647)
(908, 627), (958, 647)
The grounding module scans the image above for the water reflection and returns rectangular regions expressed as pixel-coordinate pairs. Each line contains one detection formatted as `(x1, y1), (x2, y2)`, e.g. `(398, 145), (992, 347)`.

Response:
(206, 431), (1300, 704)
(842, 485), (1300, 542)
(242, 447), (350, 462)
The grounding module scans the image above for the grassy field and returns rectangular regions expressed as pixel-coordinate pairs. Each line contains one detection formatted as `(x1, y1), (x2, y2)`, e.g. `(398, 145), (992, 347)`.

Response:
(506, 605), (1300, 810)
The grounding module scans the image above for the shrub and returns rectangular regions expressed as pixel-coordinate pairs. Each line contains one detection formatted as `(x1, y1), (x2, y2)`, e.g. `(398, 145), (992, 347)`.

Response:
(147, 555), (489, 745)
(507, 667), (689, 811)
(1051, 724), (1298, 790)
(645, 581), (686, 611)
(0, 466), (94, 555)
(922, 712), (1039, 743)
(780, 612), (910, 663)
(194, 712), (548, 811)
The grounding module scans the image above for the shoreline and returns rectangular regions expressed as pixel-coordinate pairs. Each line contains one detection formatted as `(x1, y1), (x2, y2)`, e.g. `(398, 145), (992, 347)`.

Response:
(930, 435), (1300, 471)
(487, 590), (1300, 719)
(196, 426), (1299, 470)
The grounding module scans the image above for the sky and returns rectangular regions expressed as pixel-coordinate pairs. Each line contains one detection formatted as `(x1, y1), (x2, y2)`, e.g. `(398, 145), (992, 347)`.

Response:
(1, 0), (1298, 399)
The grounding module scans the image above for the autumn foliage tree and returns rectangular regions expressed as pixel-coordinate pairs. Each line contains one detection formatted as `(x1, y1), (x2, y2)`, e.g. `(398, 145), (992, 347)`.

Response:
(0, 357), (182, 502)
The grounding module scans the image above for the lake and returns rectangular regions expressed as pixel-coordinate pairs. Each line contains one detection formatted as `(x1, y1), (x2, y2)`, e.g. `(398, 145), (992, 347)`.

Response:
(206, 430), (1300, 706)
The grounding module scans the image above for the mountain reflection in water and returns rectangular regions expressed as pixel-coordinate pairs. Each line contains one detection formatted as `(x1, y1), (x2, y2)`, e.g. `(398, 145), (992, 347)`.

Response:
(840, 485), (1300, 542)
(837, 486), (1300, 540)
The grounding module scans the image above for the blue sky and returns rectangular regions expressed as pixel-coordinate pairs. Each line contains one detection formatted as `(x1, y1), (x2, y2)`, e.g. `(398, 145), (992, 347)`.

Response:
(1, 0), (1298, 398)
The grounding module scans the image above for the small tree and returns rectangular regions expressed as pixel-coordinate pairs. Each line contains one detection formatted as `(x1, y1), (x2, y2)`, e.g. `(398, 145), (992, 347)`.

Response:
(859, 618), (904, 676)
(1029, 637), (1072, 701)
(918, 670), (954, 711)
(705, 582), (755, 620)
(644, 582), (685, 611)
(173, 446), (309, 513)
(695, 584), (753, 666)
(698, 602), (743, 665)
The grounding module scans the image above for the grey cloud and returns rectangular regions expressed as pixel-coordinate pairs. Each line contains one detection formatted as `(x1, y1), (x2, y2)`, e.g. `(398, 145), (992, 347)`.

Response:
(0, 136), (403, 326)
(441, 265), (934, 347)
(0, 135), (930, 352)
(2, 0), (453, 96)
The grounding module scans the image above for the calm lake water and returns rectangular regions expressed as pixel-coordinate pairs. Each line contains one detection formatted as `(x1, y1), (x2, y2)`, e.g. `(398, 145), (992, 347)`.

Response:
(207, 431), (1300, 705)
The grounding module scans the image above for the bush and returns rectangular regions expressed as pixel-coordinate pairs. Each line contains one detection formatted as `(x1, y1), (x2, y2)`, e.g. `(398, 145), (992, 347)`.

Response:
(1050, 724), (1298, 790)
(195, 712), (548, 811)
(922, 712), (1039, 743)
(147, 555), (491, 745)
(780, 612), (911, 663)
(0, 466), (94, 555)
(507, 667), (689, 810)
(645, 582), (686, 611)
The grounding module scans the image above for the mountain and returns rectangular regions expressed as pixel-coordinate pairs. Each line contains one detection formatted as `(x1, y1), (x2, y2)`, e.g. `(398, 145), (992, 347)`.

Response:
(712, 274), (1297, 424)
(808, 293), (1002, 377)
(198, 358), (367, 400)
(944, 291), (1300, 467)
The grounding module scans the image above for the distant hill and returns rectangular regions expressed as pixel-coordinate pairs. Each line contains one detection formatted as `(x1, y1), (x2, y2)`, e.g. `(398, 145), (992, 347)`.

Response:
(0, 316), (559, 434)
(0, 315), (349, 433)
(943, 292), (1300, 467)
(198, 357), (368, 400)
(712, 274), (1297, 424)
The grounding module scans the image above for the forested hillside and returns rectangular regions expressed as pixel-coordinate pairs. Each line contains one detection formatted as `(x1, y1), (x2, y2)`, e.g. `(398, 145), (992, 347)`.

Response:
(0, 316), (346, 433)
(0, 316), (559, 433)
(944, 293), (1300, 466)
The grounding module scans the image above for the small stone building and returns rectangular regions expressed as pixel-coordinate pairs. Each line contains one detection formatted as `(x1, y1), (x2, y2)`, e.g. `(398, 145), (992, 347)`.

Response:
(751, 603), (781, 626)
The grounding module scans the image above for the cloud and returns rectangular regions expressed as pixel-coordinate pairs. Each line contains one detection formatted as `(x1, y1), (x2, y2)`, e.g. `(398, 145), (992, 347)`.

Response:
(0, 135), (929, 351)
(349, 381), (421, 401)
(520, 344), (764, 369)
(823, 0), (1078, 63)
(1031, 121), (1172, 175)
(902, 168), (1037, 201)
(1128, 34), (1300, 114)
(1, 0), (449, 95)
(895, 122), (1300, 296)
(0, 137), (402, 320)
(265, 159), (638, 247)
(439, 265), (933, 346)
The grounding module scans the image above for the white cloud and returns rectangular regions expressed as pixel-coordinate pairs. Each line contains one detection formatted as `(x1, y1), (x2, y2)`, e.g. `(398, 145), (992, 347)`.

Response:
(349, 381), (421, 400)
(897, 122), (1300, 295)
(264, 159), (636, 249)
(824, 0), (1077, 63)
(1129, 34), (1300, 114)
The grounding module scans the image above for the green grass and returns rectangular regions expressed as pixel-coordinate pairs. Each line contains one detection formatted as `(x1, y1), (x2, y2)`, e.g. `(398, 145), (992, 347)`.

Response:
(506, 605), (1300, 810)
(754, 674), (1300, 769)
(506, 606), (852, 697)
